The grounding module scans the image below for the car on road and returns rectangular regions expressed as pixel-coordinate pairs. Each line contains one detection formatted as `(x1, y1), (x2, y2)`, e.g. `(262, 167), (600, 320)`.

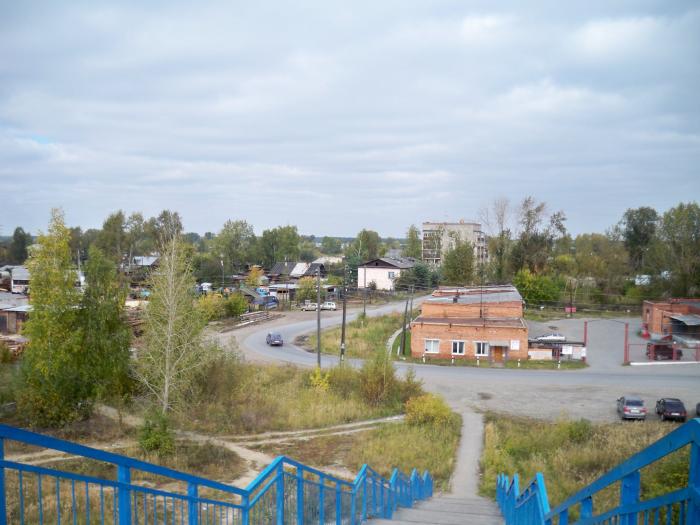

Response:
(535, 333), (566, 343)
(321, 301), (337, 311)
(655, 398), (687, 422)
(617, 396), (647, 420)
(301, 303), (318, 311)
(645, 342), (682, 360)
(266, 333), (283, 346)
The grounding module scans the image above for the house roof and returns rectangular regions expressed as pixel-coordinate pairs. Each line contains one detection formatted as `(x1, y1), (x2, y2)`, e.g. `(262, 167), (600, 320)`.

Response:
(413, 316), (526, 329)
(427, 285), (522, 305)
(10, 266), (30, 280)
(269, 262), (296, 275)
(290, 263), (310, 278)
(132, 256), (159, 267)
(669, 314), (700, 326)
(359, 257), (415, 269)
(3, 304), (32, 313)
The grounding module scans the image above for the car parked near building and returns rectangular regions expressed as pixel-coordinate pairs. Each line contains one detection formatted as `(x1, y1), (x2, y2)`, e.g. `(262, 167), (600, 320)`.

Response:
(617, 396), (647, 420)
(645, 342), (682, 360)
(321, 301), (337, 311)
(655, 398), (687, 422)
(535, 333), (566, 342)
(301, 303), (318, 311)
(266, 333), (283, 346)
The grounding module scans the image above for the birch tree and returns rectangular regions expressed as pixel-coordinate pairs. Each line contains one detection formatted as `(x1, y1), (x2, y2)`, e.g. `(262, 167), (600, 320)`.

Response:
(134, 236), (209, 414)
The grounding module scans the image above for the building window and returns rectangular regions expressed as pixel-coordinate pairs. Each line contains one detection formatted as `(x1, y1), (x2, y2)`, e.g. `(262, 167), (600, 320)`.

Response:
(388, 271), (396, 279)
(424, 339), (440, 354)
(451, 341), (465, 355)
(475, 341), (489, 356)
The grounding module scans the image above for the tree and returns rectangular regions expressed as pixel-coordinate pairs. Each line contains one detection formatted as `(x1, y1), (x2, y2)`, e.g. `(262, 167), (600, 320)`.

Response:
(134, 236), (210, 415)
(348, 229), (383, 260)
(145, 210), (183, 245)
(18, 209), (86, 426)
(513, 269), (560, 306)
(321, 236), (342, 255)
(441, 238), (474, 285)
(9, 226), (32, 263)
(296, 276), (317, 303)
(481, 198), (513, 283)
(658, 202), (700, 295)
(511, 197), (566, 274)
(96, 211), (126, 262)
(403, 225), (422, 259)
(246, 266), (265, 286)
(214, 220), (256, 273)
(621, 207), (659, 271)
(79, 246), (131, 403)
(259, 225), (300, 267)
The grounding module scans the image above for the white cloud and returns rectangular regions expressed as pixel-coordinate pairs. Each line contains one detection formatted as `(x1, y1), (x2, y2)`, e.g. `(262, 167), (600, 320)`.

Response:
(571, 17), (660, 62)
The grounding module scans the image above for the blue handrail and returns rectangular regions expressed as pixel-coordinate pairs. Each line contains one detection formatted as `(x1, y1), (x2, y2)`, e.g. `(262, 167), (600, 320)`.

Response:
(0, 422), (433, 524)
(496, 417), (700, 525)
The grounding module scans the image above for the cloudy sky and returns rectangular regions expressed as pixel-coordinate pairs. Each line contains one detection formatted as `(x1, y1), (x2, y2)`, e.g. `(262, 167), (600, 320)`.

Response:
(1, 1), (698, 238)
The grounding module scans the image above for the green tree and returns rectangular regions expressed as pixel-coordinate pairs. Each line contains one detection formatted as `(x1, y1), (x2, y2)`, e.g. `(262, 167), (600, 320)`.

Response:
(134, 236), (210, 414)
(621, 207), (659, 271)
(145, 210), (183, 246)
(214, 220), (256, 273)
(9, 226), (32, 264)
(348, 229), (383, 261)
(403, 225), (422, 259)
(80, 246), (131, 403)
(658, 202), (700, 295)
(513, 269), (560, 306)
(96, 211), (126, 262)
(18, 209), (87, 426)
(441, 238), (474, 285)
(259, 225), (300, 267)
(296, 276), (317, 303)
(321, 236), (342, 255)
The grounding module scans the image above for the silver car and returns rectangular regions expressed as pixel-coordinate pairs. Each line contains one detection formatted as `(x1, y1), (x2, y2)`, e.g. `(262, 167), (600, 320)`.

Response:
(617, 396), (647, 420)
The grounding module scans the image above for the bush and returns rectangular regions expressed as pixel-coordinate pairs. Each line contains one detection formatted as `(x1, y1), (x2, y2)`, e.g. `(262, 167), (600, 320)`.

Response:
(0, 342), (13, 364)
(327, 365), (360, 397)
(405, 394), (452, 427)
(359, 350), (398, 406)
(308, 366), (330, 391)
(139, 413), (175, 457)
(197, 294), (227, 321)
(225, 293), (249, 317)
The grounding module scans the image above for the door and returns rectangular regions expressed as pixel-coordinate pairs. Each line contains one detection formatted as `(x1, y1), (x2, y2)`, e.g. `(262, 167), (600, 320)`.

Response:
(493, 346), (505, 362)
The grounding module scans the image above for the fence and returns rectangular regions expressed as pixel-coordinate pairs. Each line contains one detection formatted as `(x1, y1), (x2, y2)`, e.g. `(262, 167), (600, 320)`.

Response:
(497, 418), (700, 524)
(0, 423), (433, 524)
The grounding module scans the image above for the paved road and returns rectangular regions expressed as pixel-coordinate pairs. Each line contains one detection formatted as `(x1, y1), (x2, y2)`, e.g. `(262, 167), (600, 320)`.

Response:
(235, 301), (700, 422)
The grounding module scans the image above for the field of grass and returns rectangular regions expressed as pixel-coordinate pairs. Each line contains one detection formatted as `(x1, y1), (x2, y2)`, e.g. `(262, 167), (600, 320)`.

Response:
(400, 356), (586, 370)
(480, 413), (687, 521)
(524, 307), (639, 322)
(308, 311), (416, 360)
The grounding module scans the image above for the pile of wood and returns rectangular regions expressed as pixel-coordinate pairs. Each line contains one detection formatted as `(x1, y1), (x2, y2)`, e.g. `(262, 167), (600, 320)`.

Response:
(0, 334), (28, 358)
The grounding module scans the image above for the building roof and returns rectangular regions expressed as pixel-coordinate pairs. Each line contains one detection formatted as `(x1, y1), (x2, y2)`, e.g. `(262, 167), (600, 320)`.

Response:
(269, 262), (297, 276)
(3, 304), (32, 313)
(413, 316), (526, 329)
(359, 257), (415, 269)
(669, 314), (700, 326)
(132, 256), (159, 267)
(428, 285), (522, 305)
(10, 266), (29, 280)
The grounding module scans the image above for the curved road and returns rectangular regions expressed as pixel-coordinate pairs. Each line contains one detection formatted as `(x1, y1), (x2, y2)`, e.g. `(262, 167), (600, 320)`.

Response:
(237, 300), (700, 422)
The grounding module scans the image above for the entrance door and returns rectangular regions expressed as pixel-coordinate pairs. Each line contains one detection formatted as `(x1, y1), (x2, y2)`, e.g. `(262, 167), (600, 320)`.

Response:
(493, 346), (505, 362)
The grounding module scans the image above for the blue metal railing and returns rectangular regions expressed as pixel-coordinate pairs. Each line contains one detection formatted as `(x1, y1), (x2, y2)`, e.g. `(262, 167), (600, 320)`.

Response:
(0, 423), (433, 524)
(496, 418), (700, 525)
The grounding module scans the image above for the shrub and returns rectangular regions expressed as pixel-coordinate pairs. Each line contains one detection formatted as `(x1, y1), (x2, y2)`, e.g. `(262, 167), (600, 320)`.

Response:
(327, 365), (360, 397)
(197, 294), (227, 321)
(308, 366), (330, 392)
(0, 342), (14, 364)
(139, 413), (175, 457)
(359, 350), (398, 406)
(225, 293), (249, 317)
(405, 394), (452, 427)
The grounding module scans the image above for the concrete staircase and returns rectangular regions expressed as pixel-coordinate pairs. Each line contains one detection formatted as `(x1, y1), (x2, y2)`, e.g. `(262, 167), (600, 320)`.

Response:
(371, 495), (503, 524)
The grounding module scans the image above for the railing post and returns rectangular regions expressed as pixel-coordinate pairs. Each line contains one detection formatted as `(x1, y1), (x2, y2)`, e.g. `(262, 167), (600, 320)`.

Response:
(319, 474), (325, 525)
(350, 487), (356, 525)
(297, 469), (304, 525)
(242, 493), (249, 525)
(276, 463), (285, 525)
(380, 479), (386, 518)
(620, 471), (640, 525)
(559, 509), (569, 525)
(335, 483), (342, 525)
(0, 438), (6, 525)
(689, 441), (700, 525)
(361, 474), (367, 521)
(581, 496), (593, 520)
(117, 464), (131, 525)
(187, 482), (198, 525)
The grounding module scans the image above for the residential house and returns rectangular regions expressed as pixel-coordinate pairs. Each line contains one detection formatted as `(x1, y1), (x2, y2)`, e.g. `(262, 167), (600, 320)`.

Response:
(0, 304), (32, 334)
(422, 220), (488, 266)
(268, 262), (326, 283)
(410, 285), (528, 363)
(357, 258), (415, 291)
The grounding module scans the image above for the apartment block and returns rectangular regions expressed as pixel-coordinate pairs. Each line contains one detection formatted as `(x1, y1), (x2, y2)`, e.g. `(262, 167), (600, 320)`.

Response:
(421, 220), (488, 266)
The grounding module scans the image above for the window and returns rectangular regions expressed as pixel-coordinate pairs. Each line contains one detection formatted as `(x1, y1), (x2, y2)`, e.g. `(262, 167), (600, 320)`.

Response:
(388, 271), (396, 279)
(424, 339), (440, 354)
(451, 341), (465, 355)
(475, 341), (489, 356)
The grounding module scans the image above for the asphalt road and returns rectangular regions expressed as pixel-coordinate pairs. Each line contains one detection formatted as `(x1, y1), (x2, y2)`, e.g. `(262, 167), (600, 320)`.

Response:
(236, 300), (700, 422)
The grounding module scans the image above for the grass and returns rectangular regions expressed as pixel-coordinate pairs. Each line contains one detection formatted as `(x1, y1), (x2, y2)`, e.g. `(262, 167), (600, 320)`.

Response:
(308, 311), (416, 360)
(399, 356), (586, 370)
(503, 359), (587, 370)
(479, 413), (688, 521)
(392, 331), (411, 357)
(0, 362), (20, 406)
(524, 308), (638, 322)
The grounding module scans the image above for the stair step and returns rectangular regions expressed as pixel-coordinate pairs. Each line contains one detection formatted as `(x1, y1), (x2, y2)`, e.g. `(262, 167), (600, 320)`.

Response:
(372, 507), (503, 525)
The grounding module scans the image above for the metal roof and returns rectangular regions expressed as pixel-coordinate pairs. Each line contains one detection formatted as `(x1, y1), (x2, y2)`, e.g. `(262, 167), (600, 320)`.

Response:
(359, 257), (415, 269)
(4, 305), (32, 312)
(413, 316), (525, 328)
(11, 266), (29, 280)
(427, 289), (522, 305)
(669, 314), (700, 326)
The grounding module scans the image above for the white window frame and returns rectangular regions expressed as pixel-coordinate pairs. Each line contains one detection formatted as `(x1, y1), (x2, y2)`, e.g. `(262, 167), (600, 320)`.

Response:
(424, 339), (440, 354)
(451, 340), (465, 355)
(475, 341), (489, 357)
(388, 271), (396, 279)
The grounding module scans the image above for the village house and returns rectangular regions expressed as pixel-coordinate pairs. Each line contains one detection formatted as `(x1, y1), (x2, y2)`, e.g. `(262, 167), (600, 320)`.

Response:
(357, 258), (415, 291)
(0, 304), (32, 335)
(642, 298), (700, 348)
(410, 285), (528, 363)
(267, 262), (326, 283)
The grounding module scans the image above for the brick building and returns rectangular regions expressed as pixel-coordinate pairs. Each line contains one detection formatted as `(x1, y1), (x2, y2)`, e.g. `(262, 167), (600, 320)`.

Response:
(642, 299), (700, 346)
(410, 285), (528, 362)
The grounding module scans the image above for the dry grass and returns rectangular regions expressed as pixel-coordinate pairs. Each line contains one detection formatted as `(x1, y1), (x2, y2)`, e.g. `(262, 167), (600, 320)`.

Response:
(479, 413), (689, 520)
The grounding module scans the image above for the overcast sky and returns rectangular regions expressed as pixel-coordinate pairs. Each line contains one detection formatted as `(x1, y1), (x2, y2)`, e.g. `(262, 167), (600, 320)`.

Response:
(1, 1), (698, 238)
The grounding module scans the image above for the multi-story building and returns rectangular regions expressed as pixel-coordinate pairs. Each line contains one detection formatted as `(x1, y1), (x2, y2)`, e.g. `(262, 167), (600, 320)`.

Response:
(421, 221), (488, 266)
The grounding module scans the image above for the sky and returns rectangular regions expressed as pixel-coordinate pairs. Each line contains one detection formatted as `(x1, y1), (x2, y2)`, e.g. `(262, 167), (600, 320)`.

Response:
(1, 1), (699, 238)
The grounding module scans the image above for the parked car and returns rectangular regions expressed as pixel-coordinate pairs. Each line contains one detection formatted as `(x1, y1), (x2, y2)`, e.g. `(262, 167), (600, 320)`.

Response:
(301, 303), (318, 311)
(655, 398), (687, 422)
(535, 333), (566, 342)
(266, 333), (283, 346)
(321, 301), (337, 311)
(696, 402), (700, 417)
(617, 396), (647, 420)
(645, 342), (682, 360)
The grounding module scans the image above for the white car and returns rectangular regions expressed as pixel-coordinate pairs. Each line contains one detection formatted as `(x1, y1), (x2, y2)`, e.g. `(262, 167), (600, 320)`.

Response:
(301, 303), (318, 311)
(535, 333), (566, 342)
(321, 301), (337, 311)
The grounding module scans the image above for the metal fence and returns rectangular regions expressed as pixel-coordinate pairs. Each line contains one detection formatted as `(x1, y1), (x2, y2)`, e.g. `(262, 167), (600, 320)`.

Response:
(497, 418), (700, 524)
(0, 423), (433, 524)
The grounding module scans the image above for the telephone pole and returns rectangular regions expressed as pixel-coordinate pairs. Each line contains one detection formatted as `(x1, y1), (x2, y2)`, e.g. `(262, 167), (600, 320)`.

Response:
(316, 268), (322, 367)
(362, 266), (367, 317)
(340, 265), (348, 363)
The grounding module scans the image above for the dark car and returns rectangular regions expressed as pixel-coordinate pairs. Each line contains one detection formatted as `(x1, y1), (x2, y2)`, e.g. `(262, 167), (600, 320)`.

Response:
(617, 396), (647, 420)
(645, 342), (682, 360)
(266, 333), (283, 346)
(697, 402), (700, 417)
(655, 398), (687, 422)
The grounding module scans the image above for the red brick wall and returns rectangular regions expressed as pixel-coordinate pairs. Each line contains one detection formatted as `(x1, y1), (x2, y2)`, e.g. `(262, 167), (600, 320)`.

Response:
(643, 301), (693, 335)
(410, 321), (528, 360)
(421, 300), (523, 319)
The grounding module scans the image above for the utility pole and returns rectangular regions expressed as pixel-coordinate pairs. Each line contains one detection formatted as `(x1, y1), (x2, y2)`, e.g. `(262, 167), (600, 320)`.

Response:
(340, 265), (347, 363)
(220, 258), (225, 291)
(400, 294), (409, 356)
(316, 268), (322, 367)
(409, 284), (414, 318)
(362, 266), (367, 318)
